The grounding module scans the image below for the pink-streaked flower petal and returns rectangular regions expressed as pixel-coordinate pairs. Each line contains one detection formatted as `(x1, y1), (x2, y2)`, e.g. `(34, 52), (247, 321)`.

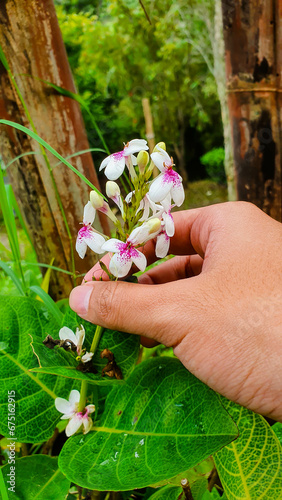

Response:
(59, 327), (77, 345)
(109, 252), (132, 278)
(104, 153), (126, 180)
(149, 174), (172, 202)
(131, 248), (147, 272)
(156, 232), (170, 258)
(163, 212), (175, 237)
(82, 415), (93, 434)
(55, 397), (74, 416)
(84, 231), (106, 254)
(68, 390), (81, 407)
(66, 414), (83, 437)
(99, 155), (111, 171)
(102, 238), (126, 253)
(160, 193), (172, 212)
(76, 235), (87, 259)
(83, 201), (96, 225)
(75, 325), (85, 355)
(171, 181), (185, 207)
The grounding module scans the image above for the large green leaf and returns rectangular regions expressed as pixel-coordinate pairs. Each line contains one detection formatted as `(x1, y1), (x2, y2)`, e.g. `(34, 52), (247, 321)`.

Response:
(273, 423), (282, 445)
(0, 296), (77, 442)
(1, 455), (70, 500)
(30, 365), (123, 385)
(214, 399), (282, 499)
(59, 357), (238, 491)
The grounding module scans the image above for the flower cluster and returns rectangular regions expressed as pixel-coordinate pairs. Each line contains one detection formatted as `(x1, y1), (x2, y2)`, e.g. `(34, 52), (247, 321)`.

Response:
(76, 139), (185, 278)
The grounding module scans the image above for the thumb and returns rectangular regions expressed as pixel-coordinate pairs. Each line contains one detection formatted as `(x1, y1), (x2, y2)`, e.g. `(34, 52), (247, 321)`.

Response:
(69, 278), (203, 346)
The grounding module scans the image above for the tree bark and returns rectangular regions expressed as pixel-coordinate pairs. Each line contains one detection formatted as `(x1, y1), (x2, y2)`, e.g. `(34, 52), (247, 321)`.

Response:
(0, 0), (110, 299)
(221, 0), (282, 221)
(213, 0), (236, 200)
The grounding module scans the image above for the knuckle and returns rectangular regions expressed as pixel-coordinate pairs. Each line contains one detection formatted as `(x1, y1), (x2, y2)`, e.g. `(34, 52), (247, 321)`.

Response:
(95, 282), (120, 327)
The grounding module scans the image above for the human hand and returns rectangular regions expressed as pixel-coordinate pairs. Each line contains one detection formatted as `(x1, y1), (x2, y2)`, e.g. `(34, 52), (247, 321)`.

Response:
(70, 202), (282, 421)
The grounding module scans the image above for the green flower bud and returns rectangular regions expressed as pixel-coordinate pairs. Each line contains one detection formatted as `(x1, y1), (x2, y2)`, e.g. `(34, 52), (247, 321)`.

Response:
(153, 142), (166, 152)
(90, 190), (104, 209)
(136, 150), (149, 173)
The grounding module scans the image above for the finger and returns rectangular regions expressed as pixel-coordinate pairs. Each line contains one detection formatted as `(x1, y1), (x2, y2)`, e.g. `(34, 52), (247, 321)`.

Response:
(69, 276), (205, 346)
(138, 255), (203, 285)
(83, 253), (112, 283)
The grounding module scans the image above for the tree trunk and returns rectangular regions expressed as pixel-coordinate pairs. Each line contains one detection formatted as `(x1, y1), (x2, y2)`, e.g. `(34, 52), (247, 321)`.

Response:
(0, 0), (110, 300)
(213, 0), (236, 200)
(221, 0), (282, 221)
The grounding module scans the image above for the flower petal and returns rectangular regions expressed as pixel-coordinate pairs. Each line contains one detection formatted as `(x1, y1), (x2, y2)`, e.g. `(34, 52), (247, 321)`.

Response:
(124, 139), (148, 156)
(131, 249), (147, 272)
(84, 231), (106, 254)
(75, 325), (85, 355)
(68, 390), (81, 407)
(59, 326), (77, 345)
(83, 201), (96, 225)
(81, 352), (94, 363)
(151, 148), (171, 171)
(86, 404), (96, 414)
(76, 235), (87, 259)
(163, 212), (175, 237)
(102, 238), (125, 253)
(109, 252), (132, 278)
(66, 414), (82, 437)
(156, 232), (170, 258)
(55, 397), (73, 416)
(104, 153), (126, 180)
(149, 174), (172, 202)
(171, 181), (185, 207)
(82, 415), (93, 434)
(99, 155), (111, 171)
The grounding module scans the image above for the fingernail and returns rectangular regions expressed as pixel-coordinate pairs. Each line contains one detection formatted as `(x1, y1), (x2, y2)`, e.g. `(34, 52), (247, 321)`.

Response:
(69, 284), (94, 315)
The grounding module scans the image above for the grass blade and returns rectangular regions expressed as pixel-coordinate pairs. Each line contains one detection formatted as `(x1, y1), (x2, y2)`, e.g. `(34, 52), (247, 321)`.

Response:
(0, 120), (106, 199)
(52, 147), (106, 169)
(5, 151), (40, 170)
(30, 285), (63, 324)
(0, 261), (25, 296)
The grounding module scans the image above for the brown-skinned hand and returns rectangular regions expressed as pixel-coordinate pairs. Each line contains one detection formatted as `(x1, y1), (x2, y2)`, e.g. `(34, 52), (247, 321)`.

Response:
(69, 202), (282, 421)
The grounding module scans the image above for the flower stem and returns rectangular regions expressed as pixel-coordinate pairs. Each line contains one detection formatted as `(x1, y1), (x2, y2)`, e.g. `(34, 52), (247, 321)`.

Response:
(90, 325), (103, 354)
(78, 379), (88, 413)
(78, 325), (104, 412)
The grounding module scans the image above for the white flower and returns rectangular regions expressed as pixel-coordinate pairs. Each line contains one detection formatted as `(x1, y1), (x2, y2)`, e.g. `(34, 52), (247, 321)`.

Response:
(101, 219), (161, 278)
(155, 195), (175, 258)
(100, 139), (148, 180)
(106, 181), (124, 216)
(149, 147), (185, 206)
(81, 351), (94, 363)
(55, 390), (95, 437)
(59, 325), (85, 355)
(76, 202), (106, 259)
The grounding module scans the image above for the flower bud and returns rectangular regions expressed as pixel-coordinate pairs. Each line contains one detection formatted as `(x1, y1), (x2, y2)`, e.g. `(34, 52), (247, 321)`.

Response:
(106, 181), (120, 199)
(90, 190), (104, 209)
(153, 142), (166, 152)
(146, 217), (161, 234)
(136, 150), (149, 173)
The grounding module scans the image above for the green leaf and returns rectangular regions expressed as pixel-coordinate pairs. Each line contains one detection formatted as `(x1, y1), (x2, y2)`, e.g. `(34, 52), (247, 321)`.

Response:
(59, 357), (238, 491)
(0, 120), (106, 199)
(0, 261), (25, 296)
(1, 455), (70, 500)
(273, 423), (282, 445)
(150, 457), (214, 488)
(0, 296), (77, 442)
(214, 399), (282, 499)
(30, 365), (123, 386)
(29, 286), (63, 324)
(140, 477), (208, 500)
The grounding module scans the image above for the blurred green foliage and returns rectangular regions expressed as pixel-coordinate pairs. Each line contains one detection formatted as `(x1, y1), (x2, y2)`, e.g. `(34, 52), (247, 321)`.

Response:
(55, 0), (224, 180)
(200, 147), (225, 183)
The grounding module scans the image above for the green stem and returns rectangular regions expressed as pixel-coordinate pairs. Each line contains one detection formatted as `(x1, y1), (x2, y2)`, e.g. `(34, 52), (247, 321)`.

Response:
(78, 325), (104, 412)
(90, 325), (103, 354)
(78, 379), (88, 413)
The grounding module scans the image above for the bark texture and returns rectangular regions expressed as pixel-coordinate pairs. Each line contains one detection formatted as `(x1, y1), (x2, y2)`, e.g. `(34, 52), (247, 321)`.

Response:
(222, 0), (282, 221)
(0, 0), (110, 299)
